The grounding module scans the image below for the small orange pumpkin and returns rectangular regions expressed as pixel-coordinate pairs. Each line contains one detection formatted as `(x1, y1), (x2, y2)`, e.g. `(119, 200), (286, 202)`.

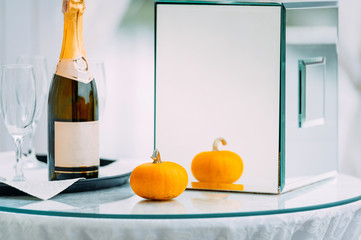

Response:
(130, 149), (188, 200)
(191, 137), (243, 184)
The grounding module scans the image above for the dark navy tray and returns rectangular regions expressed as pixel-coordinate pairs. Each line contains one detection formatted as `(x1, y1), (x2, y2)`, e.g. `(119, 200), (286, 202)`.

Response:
(0, 155), (131, 196)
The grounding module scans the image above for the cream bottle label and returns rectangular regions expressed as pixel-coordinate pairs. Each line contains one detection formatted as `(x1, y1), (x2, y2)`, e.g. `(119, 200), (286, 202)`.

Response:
(55, 56), (94, 84)
(55, 121), (99, 168)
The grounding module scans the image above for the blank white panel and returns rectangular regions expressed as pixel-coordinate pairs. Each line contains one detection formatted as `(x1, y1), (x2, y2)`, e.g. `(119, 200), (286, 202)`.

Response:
(156, 4), (281, 193)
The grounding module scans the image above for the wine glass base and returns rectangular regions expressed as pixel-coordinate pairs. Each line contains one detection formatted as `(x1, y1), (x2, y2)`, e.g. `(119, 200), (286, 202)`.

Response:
(22, 152), (47, 169)
(12, 175), (26, 182)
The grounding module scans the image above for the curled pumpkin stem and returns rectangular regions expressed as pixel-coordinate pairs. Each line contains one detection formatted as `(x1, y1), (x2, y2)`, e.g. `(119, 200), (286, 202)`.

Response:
(213, 137), (227, 151)
(151, 149), (162, 163)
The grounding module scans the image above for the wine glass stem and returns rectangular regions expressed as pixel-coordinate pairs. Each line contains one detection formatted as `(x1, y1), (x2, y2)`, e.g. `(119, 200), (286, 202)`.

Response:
(25, 124), (36, 156)
(14, 137), (25, 181)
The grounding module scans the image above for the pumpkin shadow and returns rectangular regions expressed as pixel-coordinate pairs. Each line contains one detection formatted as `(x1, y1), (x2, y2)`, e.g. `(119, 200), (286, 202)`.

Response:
(192, 192), (242, 213)
(131, 199), (187, 215)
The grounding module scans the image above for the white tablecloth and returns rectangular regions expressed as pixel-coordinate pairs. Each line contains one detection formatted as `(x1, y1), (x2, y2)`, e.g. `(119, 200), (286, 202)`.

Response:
(1, 199), (361, 240)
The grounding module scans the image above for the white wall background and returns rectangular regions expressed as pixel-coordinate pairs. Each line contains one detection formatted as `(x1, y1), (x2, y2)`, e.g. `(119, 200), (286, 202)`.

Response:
(0, 0), (154, 160)
(0, 0), (361, 179)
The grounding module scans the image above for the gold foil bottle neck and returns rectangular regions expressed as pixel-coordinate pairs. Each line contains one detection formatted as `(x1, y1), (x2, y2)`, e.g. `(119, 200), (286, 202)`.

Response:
(62, 0), (85, 14)
(59, 0), (89, 80)
(60, 0), (86, 60)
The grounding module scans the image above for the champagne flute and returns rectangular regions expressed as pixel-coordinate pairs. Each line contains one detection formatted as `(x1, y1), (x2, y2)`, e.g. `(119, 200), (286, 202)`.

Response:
(88, 60), (106, 161)
(0, 64), (37, 181)
(88, 60), (107, 118)
(17, 56), (48, 168)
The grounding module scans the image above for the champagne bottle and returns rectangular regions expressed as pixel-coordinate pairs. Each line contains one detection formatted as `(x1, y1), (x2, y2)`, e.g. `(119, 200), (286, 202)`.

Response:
(48, 0), (99, 180)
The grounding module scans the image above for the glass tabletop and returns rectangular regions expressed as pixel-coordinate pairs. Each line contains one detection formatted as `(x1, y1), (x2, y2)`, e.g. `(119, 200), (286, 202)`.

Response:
(0, 174), (360, 219)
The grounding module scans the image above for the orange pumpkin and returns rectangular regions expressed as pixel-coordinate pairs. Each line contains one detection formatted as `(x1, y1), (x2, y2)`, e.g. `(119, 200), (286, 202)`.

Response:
(191, 137), (243, 184)
(130, 149), (188, 200)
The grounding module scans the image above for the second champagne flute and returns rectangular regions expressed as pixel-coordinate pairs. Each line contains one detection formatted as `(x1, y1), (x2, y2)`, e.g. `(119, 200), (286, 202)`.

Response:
(88, 60), (107, 118)
(17, 55), (49, 169)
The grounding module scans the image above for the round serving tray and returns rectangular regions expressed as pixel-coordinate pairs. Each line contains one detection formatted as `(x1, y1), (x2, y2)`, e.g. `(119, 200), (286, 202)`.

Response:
(0, 155), (131, 196)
